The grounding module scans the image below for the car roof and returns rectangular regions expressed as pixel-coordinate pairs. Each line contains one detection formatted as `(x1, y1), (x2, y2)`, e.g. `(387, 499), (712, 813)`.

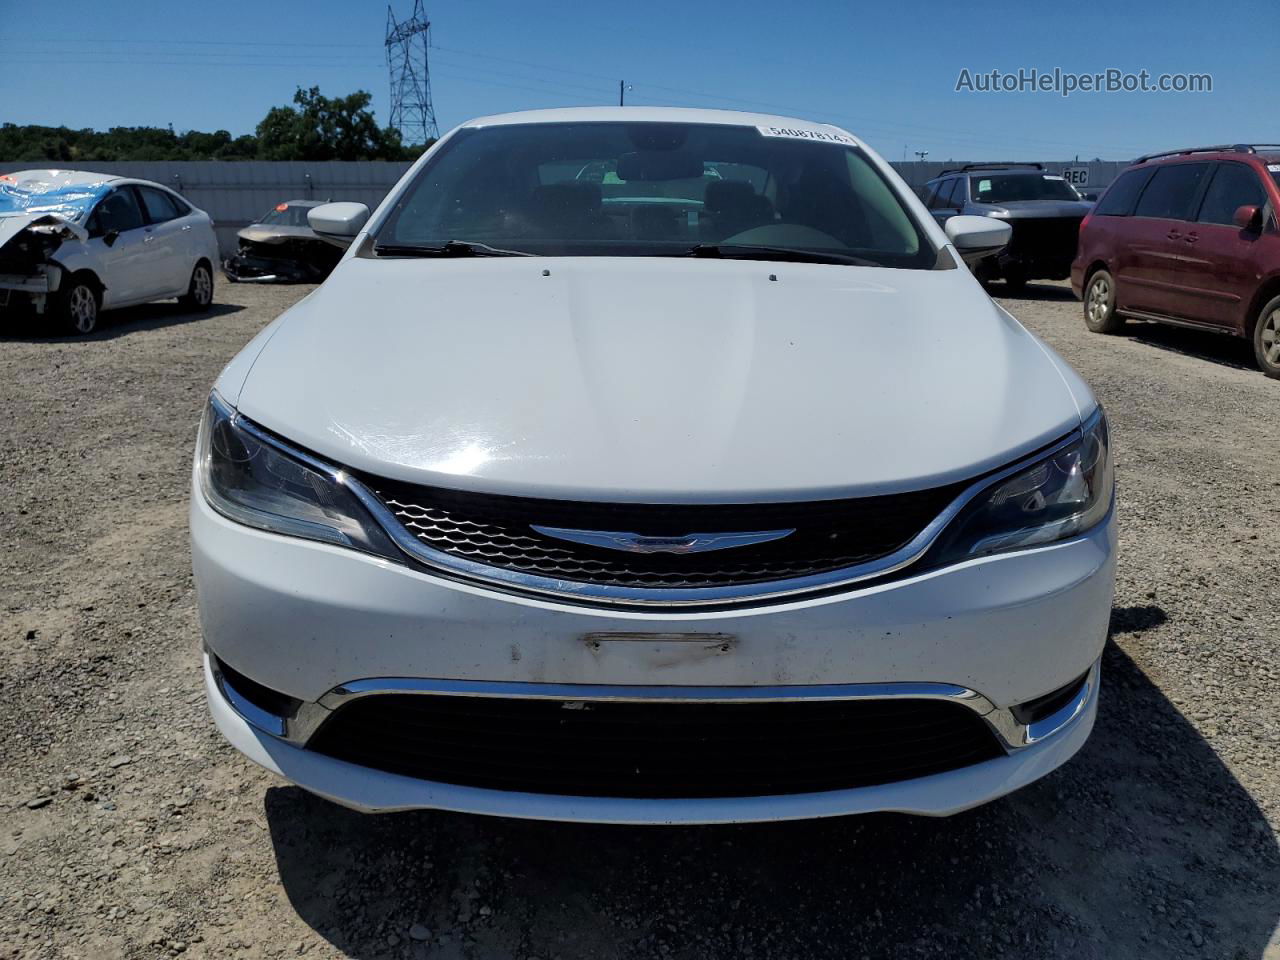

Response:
(930, 166), (1045, 181)
(963, 168), (1042, 175)
(1134, 145), (1280, 165)
(1, 170), (189, 195)
(460, 106), (864, 143)
(3, 169), (126, 188)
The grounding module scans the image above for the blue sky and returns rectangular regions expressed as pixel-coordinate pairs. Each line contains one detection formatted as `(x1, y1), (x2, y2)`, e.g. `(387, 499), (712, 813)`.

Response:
(0, 0), (1272, 161)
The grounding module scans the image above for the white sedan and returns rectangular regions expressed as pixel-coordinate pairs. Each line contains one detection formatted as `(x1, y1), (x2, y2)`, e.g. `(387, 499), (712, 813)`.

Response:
(0, 170), (218, 333)
(192, 107), (1115, 824)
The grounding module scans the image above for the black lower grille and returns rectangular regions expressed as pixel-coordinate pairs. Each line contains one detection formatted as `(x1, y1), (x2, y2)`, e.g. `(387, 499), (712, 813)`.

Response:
(307, 695), (1004, 798)
(365, 478), (967, 590)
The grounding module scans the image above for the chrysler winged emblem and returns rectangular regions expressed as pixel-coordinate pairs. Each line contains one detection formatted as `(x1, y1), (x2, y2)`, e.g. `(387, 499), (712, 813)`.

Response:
(530, 525), (795, 555)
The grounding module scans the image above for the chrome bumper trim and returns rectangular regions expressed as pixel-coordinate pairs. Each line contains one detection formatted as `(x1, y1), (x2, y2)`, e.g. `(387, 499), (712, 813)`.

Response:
(986, 660), (1098, 748)
(211, 664), (289, 738)
(210, 659), (1100, 757)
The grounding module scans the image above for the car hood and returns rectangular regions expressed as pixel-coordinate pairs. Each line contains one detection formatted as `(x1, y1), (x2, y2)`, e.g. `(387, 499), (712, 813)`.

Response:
(237, 224), (322, 245)
(0, 211), (88, 255)
(975, 200), (1094, 219)
(233, 256), (1086, 501)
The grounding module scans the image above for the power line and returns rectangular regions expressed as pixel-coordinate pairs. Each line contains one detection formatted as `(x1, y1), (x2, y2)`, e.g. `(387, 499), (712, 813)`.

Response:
(0, 49), (382, 64)
(428, 42), (620, 83)
(1, 56), (379, 69)
(426, 41), (1148, 156)
(0, 36), (364, 48)
(430, 54), (616, 99)
(432, 68), (614, 103)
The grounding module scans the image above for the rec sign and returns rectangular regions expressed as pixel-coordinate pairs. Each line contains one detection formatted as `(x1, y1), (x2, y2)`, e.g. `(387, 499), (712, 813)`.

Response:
(1061, 166), (1090, 186)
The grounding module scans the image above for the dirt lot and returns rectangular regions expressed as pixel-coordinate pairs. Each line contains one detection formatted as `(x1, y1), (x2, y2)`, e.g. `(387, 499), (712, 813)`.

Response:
(2, 278), (1277, 960)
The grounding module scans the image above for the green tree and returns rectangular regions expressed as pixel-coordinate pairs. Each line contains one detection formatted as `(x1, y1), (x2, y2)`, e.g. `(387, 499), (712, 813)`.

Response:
(255, 86), (408, 161)
(0, 88), (424, 163)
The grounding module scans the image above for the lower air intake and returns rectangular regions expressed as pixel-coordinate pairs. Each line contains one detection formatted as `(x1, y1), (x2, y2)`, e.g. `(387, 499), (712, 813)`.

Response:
(307, 694), (1004, 798)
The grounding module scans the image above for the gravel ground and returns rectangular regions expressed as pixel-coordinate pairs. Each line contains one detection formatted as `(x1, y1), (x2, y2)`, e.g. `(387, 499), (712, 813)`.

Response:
(1, 278), (1277, 960)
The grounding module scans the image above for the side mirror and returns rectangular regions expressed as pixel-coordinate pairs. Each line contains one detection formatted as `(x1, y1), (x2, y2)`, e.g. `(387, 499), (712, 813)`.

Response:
(103, 229), (119, 247)
(945, 215), (1012, 263)
(1233, 204), (1262, 232)
(307, 202), (370, 247)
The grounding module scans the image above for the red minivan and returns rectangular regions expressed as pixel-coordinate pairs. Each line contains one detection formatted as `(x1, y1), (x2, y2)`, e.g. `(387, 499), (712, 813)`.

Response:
(1071, 144), (1280, 377)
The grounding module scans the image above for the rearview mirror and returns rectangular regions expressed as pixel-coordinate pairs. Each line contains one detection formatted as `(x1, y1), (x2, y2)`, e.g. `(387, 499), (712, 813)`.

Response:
(1233, 204), (1262, 232)
(616, 151), (704, 182)
(945, 215), (1012, 263)
(307, 202), (371, 247)
(103, 229), (119, 247)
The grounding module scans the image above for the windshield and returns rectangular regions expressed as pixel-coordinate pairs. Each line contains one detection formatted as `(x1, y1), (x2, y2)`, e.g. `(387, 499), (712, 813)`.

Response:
(258, 204), (315, 227)
(970, 174), (1081, 203)
(376, 122), (935, 268)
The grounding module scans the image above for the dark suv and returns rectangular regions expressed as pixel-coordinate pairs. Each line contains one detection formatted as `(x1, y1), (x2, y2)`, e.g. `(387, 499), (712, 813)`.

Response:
(923, 163), (1093, 291)
(1072, 144), (1280, 377)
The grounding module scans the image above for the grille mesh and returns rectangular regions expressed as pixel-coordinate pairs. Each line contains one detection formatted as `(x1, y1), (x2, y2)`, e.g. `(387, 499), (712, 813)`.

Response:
(307, 695), (1004, 798)
(367, 479), (966, 590)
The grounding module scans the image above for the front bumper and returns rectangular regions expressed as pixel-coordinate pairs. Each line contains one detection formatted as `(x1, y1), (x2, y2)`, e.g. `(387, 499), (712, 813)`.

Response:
(204, 650), (1099, 823)
(223, 253), (313, 284)
(0, 267), (57, 313)
(192, 482), (1116, 821)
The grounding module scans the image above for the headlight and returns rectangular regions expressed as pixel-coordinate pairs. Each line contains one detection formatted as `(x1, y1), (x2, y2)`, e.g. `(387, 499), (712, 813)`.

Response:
(929, 409), (1112, 564)
(197, 392), (398, 559)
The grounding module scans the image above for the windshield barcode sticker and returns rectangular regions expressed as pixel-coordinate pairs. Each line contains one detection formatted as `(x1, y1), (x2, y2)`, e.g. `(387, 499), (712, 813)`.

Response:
(756, 126), (856, 145)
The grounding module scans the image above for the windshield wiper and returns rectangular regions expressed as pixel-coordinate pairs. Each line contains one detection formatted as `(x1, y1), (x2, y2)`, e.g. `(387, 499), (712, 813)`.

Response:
(374, 240), (535, 258)
(675, 244), (880, 267)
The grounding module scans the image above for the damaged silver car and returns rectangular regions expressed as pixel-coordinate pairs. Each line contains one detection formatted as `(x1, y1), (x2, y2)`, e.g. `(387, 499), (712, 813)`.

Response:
(223, 200), (343, 283)
(0, 169), (218, 334)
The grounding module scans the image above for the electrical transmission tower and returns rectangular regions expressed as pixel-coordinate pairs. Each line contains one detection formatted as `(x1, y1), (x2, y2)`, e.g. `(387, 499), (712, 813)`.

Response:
(385, 1), (439, 145)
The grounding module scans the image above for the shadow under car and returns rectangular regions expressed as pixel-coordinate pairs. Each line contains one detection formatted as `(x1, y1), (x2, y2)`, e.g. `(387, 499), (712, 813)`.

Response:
(262, 621), (1278, 960)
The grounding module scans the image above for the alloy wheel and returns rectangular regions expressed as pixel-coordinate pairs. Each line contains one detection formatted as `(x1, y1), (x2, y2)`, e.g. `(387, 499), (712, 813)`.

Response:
(1262, 309), (1280, 367)
(1087, 276), (1110, 324)
(69, 285), (97, 333)
(193, 265), (213, 306)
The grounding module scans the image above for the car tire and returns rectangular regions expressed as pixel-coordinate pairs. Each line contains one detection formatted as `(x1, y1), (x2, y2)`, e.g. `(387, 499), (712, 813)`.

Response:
(179, 261), (214, 312)
(1083, 269), (1124, 334)
(1252, 294), (1280, 379)
(55, 274), (101, 335)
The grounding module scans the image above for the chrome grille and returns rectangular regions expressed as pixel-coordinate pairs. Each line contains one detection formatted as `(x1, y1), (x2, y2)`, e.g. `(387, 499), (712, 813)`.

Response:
(365, 478), (966, 590)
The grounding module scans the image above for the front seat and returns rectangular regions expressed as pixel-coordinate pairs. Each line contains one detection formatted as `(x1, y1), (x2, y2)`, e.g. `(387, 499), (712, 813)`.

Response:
(526, 182), (613, 239)
(704, 180), (774, 239)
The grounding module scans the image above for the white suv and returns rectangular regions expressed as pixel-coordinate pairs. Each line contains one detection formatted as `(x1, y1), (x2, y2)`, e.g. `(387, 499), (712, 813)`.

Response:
(0, 170), (218, 333)
(192, 108), (1115, 824)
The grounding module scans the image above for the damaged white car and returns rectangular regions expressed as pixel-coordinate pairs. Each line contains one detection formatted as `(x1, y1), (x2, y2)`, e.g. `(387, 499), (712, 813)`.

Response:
(0, 170), (218, 334)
